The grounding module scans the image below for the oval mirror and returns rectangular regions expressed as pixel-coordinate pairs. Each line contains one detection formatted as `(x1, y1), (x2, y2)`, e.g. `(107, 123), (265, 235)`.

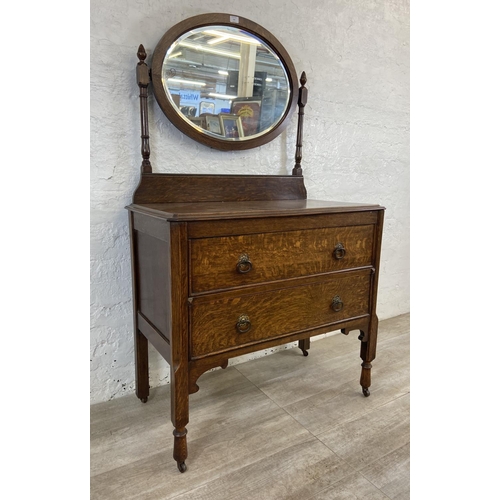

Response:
(151, 14), (298, 150)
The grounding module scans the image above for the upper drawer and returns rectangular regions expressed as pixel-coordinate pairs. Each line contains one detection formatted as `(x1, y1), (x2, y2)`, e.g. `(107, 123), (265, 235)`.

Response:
(190, 224), (374, 293)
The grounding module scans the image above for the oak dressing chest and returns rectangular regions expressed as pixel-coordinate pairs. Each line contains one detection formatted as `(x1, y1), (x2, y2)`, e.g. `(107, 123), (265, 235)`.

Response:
(126, 14), (384, 473)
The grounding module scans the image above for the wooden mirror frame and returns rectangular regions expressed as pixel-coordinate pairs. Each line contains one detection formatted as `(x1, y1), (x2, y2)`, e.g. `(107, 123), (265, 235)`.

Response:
(150, 13), (299, 151)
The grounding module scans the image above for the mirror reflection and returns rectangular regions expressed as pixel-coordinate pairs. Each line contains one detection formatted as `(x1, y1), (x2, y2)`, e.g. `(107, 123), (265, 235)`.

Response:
(161, 25), (291, 141)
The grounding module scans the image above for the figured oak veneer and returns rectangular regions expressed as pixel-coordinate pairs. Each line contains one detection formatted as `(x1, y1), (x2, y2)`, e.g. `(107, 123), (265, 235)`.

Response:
(190, 224), (374, 293)
(191, 270), (372, 358)
(126, 173), (385, 472)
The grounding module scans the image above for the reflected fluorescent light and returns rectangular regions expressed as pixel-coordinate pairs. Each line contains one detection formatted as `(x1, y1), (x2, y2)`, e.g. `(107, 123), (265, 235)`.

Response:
(168, 51), (182, 58)
(204, 30), (261, 45)
(218, 70), (229, 76)
(167, 78), (206, 86)
(208, 93), (234, 100)
(265, 78), (272, 82)
(207, 35), (230, 46)
(179, 41), (240, 59)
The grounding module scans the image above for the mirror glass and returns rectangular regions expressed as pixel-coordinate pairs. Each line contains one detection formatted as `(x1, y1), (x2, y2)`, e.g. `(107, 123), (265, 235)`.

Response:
(151, 15), (298, 150)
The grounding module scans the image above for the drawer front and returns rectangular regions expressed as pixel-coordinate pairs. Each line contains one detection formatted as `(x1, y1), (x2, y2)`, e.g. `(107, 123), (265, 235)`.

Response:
(190, 225), (373, 293)
(190, 270), (371, 358)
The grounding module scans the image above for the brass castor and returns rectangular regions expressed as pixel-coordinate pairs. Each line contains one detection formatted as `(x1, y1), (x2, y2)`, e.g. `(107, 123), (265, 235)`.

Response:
(140, 397), (148, 403)
(177, 461), (187, 473)
(362, 387), (370, 397)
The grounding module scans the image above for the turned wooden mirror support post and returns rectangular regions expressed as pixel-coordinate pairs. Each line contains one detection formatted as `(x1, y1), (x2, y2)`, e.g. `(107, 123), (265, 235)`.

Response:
(136, 45), (152, 174)
(292, 72), (308, 177)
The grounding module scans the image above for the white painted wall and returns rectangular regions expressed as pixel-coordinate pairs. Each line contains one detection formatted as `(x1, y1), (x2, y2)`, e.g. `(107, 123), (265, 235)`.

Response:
(90, 0), (410, 404)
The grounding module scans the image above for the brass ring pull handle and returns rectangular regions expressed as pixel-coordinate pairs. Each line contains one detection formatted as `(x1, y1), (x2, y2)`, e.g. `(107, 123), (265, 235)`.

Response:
(331, 295), (344, 312)
(236, 253), (253, 274)
(236, 314), (251, 333)
(333, 243), (346, 260)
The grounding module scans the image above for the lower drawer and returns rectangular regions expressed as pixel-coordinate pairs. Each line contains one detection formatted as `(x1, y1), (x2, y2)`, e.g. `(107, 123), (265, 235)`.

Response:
(190, 269), (372, 358)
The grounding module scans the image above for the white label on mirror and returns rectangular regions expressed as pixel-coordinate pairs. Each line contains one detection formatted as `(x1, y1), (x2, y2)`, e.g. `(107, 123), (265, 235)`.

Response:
(230, 16), (239, 23)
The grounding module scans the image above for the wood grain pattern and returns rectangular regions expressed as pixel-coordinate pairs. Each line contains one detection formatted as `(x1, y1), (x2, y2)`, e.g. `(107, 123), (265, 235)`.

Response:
(190, 224), (374, 293)
(187, 316), (370, 388)
(188, 211), (379, 238)
(133, 211), (169, 242)
(137, 312), (171, 364)
(132, 174), (307, 204)
(128, 211), (150, 402)
(359, 210), (385, 395)
(190, 270), (371, 358)
(128, 199), (382, 222)
(126, 173), (385, 471)
(169, 222), (190, 471)
(136, 230), (171, 338)
(136, 45), (152, 174)
(292, 72), (308, 176)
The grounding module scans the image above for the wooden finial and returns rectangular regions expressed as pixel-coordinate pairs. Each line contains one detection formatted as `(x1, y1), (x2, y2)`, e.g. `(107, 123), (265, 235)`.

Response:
(136, 45), (152, 173)
(292, 72), (308, 176)
(137, 44), (147, 62)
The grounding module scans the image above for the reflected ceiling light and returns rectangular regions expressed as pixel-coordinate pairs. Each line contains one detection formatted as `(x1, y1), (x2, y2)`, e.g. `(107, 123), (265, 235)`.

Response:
(179, 41), (240, 59)
(168, 51), (182, 58)
(208, 93), (234, 100)
(167, 78), (206, 86)
(265, 77), (272, 82)
(203, 29), (261, 45)
(206, 35), (230, 46)
(218, 70), (229, 76)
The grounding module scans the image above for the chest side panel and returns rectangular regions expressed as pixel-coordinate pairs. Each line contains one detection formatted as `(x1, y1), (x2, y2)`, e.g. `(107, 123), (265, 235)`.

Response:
(133, 214), (172, 341)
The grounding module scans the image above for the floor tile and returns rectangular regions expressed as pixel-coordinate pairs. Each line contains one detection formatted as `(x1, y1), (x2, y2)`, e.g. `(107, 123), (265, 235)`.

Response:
(170, 439), (355, 500)
(360, 443), (410, 499)
(283, 333), (409, 435)
(316, 394), (410, 470)
(308, 471), (391, 499)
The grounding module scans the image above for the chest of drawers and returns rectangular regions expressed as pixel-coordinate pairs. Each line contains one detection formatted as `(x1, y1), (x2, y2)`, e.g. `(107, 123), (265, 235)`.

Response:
(126, 173), (384, 472)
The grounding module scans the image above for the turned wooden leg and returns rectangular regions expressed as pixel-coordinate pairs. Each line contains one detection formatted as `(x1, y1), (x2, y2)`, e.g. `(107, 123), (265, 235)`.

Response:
(359, 316), (378, 397)
(298, 338), (311, 356)
(171, 363), (189, 472)
(173, 427), (188, 473)
(135, 330), (149, 403)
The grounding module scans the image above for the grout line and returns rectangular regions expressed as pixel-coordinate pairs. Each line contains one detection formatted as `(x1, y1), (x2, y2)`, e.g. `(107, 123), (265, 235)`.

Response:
(233, 335), (410, 423)
(306, 471), (393, 500)
(236, 365), (400, 500)
(357, 442), (410, 498)
(313, 390), (410, 446)
(165, 433), (338, 500)
(311, 440), (410, 498)
(318, 390), (411, 434)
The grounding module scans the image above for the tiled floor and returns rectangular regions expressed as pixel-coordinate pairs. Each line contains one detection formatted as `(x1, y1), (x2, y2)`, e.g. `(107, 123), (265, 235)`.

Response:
(91, 313), (410, 499)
